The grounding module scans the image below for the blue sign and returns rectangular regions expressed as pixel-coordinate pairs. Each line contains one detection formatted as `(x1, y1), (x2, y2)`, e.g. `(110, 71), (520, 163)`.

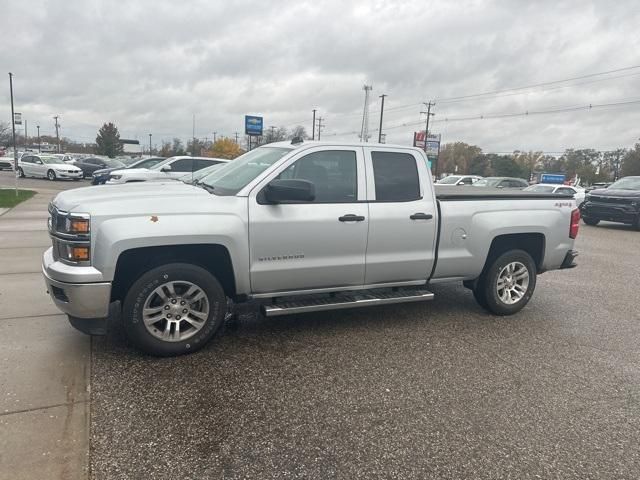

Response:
(245, 115), (263, 136)
(540, 173), (565, 184)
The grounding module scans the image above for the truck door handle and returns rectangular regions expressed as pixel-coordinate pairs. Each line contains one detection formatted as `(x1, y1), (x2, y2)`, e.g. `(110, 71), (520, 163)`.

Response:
(410, 213), (433, 220)
(339, 214), (365, 222)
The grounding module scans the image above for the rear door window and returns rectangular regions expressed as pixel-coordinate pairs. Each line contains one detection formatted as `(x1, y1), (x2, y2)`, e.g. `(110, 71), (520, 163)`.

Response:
(170, 159), (195, 172)
(371, 151), (421, 202)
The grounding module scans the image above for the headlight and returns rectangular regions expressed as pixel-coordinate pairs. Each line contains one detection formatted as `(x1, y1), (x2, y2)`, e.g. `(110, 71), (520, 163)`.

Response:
(68, 217), (90, 234)
(110, 175), (122, 180)
(585, 194), (591, 201)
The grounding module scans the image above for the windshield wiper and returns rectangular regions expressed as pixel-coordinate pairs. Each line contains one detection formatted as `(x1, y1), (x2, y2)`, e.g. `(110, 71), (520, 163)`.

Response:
(198, 182), (215, 194)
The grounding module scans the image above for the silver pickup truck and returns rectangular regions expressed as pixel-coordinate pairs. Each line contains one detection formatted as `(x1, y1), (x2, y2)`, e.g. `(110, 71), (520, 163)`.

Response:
(43, 140), (580, 356)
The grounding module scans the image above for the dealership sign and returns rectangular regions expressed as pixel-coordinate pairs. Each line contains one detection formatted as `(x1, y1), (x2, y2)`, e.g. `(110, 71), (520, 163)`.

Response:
(13, 112), (22, 125)
(413, 131), (440, 155)
(245, 115), (263, 136)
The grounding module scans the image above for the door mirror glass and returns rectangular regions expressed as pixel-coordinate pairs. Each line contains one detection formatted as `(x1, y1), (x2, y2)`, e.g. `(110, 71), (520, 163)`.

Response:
(264, 179), (315, 203)
(161, 165), (172, 172)
(458, 181), (465, 185)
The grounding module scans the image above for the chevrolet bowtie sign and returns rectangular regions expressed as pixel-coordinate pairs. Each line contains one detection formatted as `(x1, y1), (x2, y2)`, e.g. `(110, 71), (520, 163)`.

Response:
(245, 115), (263, 136)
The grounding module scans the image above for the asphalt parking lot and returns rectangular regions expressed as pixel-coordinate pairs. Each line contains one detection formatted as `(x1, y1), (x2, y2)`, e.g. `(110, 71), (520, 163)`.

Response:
(1, 171), (639, 479)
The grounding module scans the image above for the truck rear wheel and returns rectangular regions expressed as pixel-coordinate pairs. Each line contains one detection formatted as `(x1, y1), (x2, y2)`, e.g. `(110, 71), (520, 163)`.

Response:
(473, 249), (536, 315)
(582, 217), (600, 226)
(122, 263), (226, 356)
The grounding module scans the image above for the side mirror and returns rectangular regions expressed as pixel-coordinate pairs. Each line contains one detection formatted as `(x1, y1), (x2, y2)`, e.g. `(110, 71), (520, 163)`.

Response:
(263, 179), (315, 203)
(458, 181), (465, 186)
(161, 165), (172, 172)
(497, 185), (504, 189)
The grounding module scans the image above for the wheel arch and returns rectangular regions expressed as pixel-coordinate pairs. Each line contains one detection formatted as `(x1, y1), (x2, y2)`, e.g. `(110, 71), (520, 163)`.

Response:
(484, 233), (545, 273)
(111, 244), (237, 303)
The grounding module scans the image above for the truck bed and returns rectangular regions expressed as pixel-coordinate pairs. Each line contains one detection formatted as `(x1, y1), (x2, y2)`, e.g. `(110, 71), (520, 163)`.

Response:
(434, 186), (573, 200)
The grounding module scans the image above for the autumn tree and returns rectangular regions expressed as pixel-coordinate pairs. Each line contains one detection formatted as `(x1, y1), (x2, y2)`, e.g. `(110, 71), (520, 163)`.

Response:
(95, 122), (124, 158)
(438, 142), (482, 174)
(209, 138), (245, 159)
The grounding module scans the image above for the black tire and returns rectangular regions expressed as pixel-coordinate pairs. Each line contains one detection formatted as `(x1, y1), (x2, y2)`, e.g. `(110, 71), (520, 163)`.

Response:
(122, 263), (227, 356)
(47, 169), (56, 181)
(583, 217), (600, 226)
(17, 167), (24, 178)
(632, 216), (640, 232)
(473, 249), (537, 315)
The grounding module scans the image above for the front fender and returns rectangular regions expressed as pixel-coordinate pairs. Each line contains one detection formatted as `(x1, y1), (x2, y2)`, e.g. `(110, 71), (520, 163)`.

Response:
(92, 212), (250, 294)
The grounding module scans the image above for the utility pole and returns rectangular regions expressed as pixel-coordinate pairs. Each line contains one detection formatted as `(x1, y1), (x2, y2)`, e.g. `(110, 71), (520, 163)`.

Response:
(213, 131), (217, 143)
(37, 125), (40, 152)
(148, 133), (152, 156)
(24, 120), (28, 150)
(420, 101), (435, 153)
(312, 109), (316, 140)
(8, 72), (18, 195)
(378, 94), (387, 143)
(359, 85), (373, 142)
(192, 114), (197, 156)
(53, 116), (60, 153)
(316, 117), (324, 140)
(234, 132), (239, 144)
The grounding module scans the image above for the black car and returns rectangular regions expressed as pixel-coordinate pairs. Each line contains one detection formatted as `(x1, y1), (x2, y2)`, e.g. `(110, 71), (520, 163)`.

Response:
(75, 157), (126, 179)
(90, 157), (166, 184)
(585, 182), (613, 193)
(580, 176), (640, 230)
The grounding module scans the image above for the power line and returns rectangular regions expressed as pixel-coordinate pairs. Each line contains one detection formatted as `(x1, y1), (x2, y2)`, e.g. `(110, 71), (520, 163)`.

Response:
(435, 64), (640, 103)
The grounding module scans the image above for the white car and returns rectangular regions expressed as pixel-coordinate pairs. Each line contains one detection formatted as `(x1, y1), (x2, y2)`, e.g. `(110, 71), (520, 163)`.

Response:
(17, 154), (83, 181)
(435, 175), (483, 186)
(524, 183), (586, 206)
(51, 153), (76, 163)
(107, 156), (229, 184)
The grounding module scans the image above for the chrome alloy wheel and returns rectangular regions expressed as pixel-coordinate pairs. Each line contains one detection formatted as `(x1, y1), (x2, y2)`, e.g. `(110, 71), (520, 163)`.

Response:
(142, 280), (210, 342)
(496, 261), (529, 305)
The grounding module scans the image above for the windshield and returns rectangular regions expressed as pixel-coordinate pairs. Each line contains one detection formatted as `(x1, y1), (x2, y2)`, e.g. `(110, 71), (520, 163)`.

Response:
(200, 147), (292, 195)
(103, 158), (125, 168)
(524, 185), (556, 193)
(181, 163), (225, 183)
(608, 177), (640, 190)
(132, 157), (165, 169)
(437, 176), (461, 184)
(472, 178), (500, 187)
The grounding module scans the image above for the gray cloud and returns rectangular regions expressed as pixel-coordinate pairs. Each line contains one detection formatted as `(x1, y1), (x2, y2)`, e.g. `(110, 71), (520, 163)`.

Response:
(2, 0), (640, 152)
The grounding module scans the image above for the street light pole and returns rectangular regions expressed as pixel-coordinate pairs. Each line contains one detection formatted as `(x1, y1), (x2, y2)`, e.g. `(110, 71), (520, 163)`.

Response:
(312, 109), (316, 140)
(149, 133), (152, 156)
(37, 125), (40, 152)
(8, 72), (18, 195)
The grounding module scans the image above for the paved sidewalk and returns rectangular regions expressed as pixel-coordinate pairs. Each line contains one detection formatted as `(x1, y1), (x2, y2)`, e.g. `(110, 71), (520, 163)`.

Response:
(0, 192), (90, 480)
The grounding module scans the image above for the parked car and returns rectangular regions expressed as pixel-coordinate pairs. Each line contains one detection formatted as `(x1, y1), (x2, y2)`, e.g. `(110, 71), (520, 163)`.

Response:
(435, 175), (482, 186)
(74, 157), (126, 179)
(580, 176), (640, 229)
(585, 182), (613, 193)
(51, 153), (76, 163)
(0, 157), (13, 170)
(43, 140), (580, 356)
(91, 157), (166, 185)
(472, 177), (529, 189)
(524, 183), (586, 206)
(179, 162), (227, 185)
(106, 156), (228, 184)
(17, 154), (83, 181)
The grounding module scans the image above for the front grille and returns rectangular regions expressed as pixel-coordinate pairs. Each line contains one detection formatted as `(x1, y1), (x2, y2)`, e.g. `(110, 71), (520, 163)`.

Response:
(589, 196), (634, 205)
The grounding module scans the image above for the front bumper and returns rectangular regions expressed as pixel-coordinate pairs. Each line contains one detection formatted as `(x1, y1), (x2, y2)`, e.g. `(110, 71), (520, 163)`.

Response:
(581, 201), (640, 224)
(56, 170), (83, 179)
(42, 250), (111, 319)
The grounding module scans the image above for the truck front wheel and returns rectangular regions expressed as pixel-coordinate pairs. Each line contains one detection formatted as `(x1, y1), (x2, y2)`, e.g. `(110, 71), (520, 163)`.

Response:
(582, 217), (600, 226)
(123, 263), (226, 356)
(473, 250), (537, 315)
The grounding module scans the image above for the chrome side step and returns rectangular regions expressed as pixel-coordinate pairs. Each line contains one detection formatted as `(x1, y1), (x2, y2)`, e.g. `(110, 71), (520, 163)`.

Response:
(262, 288), (434, 317)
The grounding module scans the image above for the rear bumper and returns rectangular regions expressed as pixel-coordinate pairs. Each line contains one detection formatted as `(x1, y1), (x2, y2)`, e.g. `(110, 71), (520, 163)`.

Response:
(560, 249), (578, 269)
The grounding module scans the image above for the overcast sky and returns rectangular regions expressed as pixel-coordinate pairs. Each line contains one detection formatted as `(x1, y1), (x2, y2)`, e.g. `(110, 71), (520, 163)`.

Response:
(2, 0), (640, 153)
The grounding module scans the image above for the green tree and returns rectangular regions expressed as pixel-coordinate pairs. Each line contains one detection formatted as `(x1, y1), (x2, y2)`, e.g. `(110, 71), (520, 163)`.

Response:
(172, 138), (186, 156)
(468, 154), (491, 176)
(622, 144), (640, 176)
(490, 154), (528, 178)
(604, 148), (627, 180)
(95, 122), (123, 158)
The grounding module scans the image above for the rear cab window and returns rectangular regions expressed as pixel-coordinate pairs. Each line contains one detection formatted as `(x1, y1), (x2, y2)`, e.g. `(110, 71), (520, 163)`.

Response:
(369, 151), (421, 202)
